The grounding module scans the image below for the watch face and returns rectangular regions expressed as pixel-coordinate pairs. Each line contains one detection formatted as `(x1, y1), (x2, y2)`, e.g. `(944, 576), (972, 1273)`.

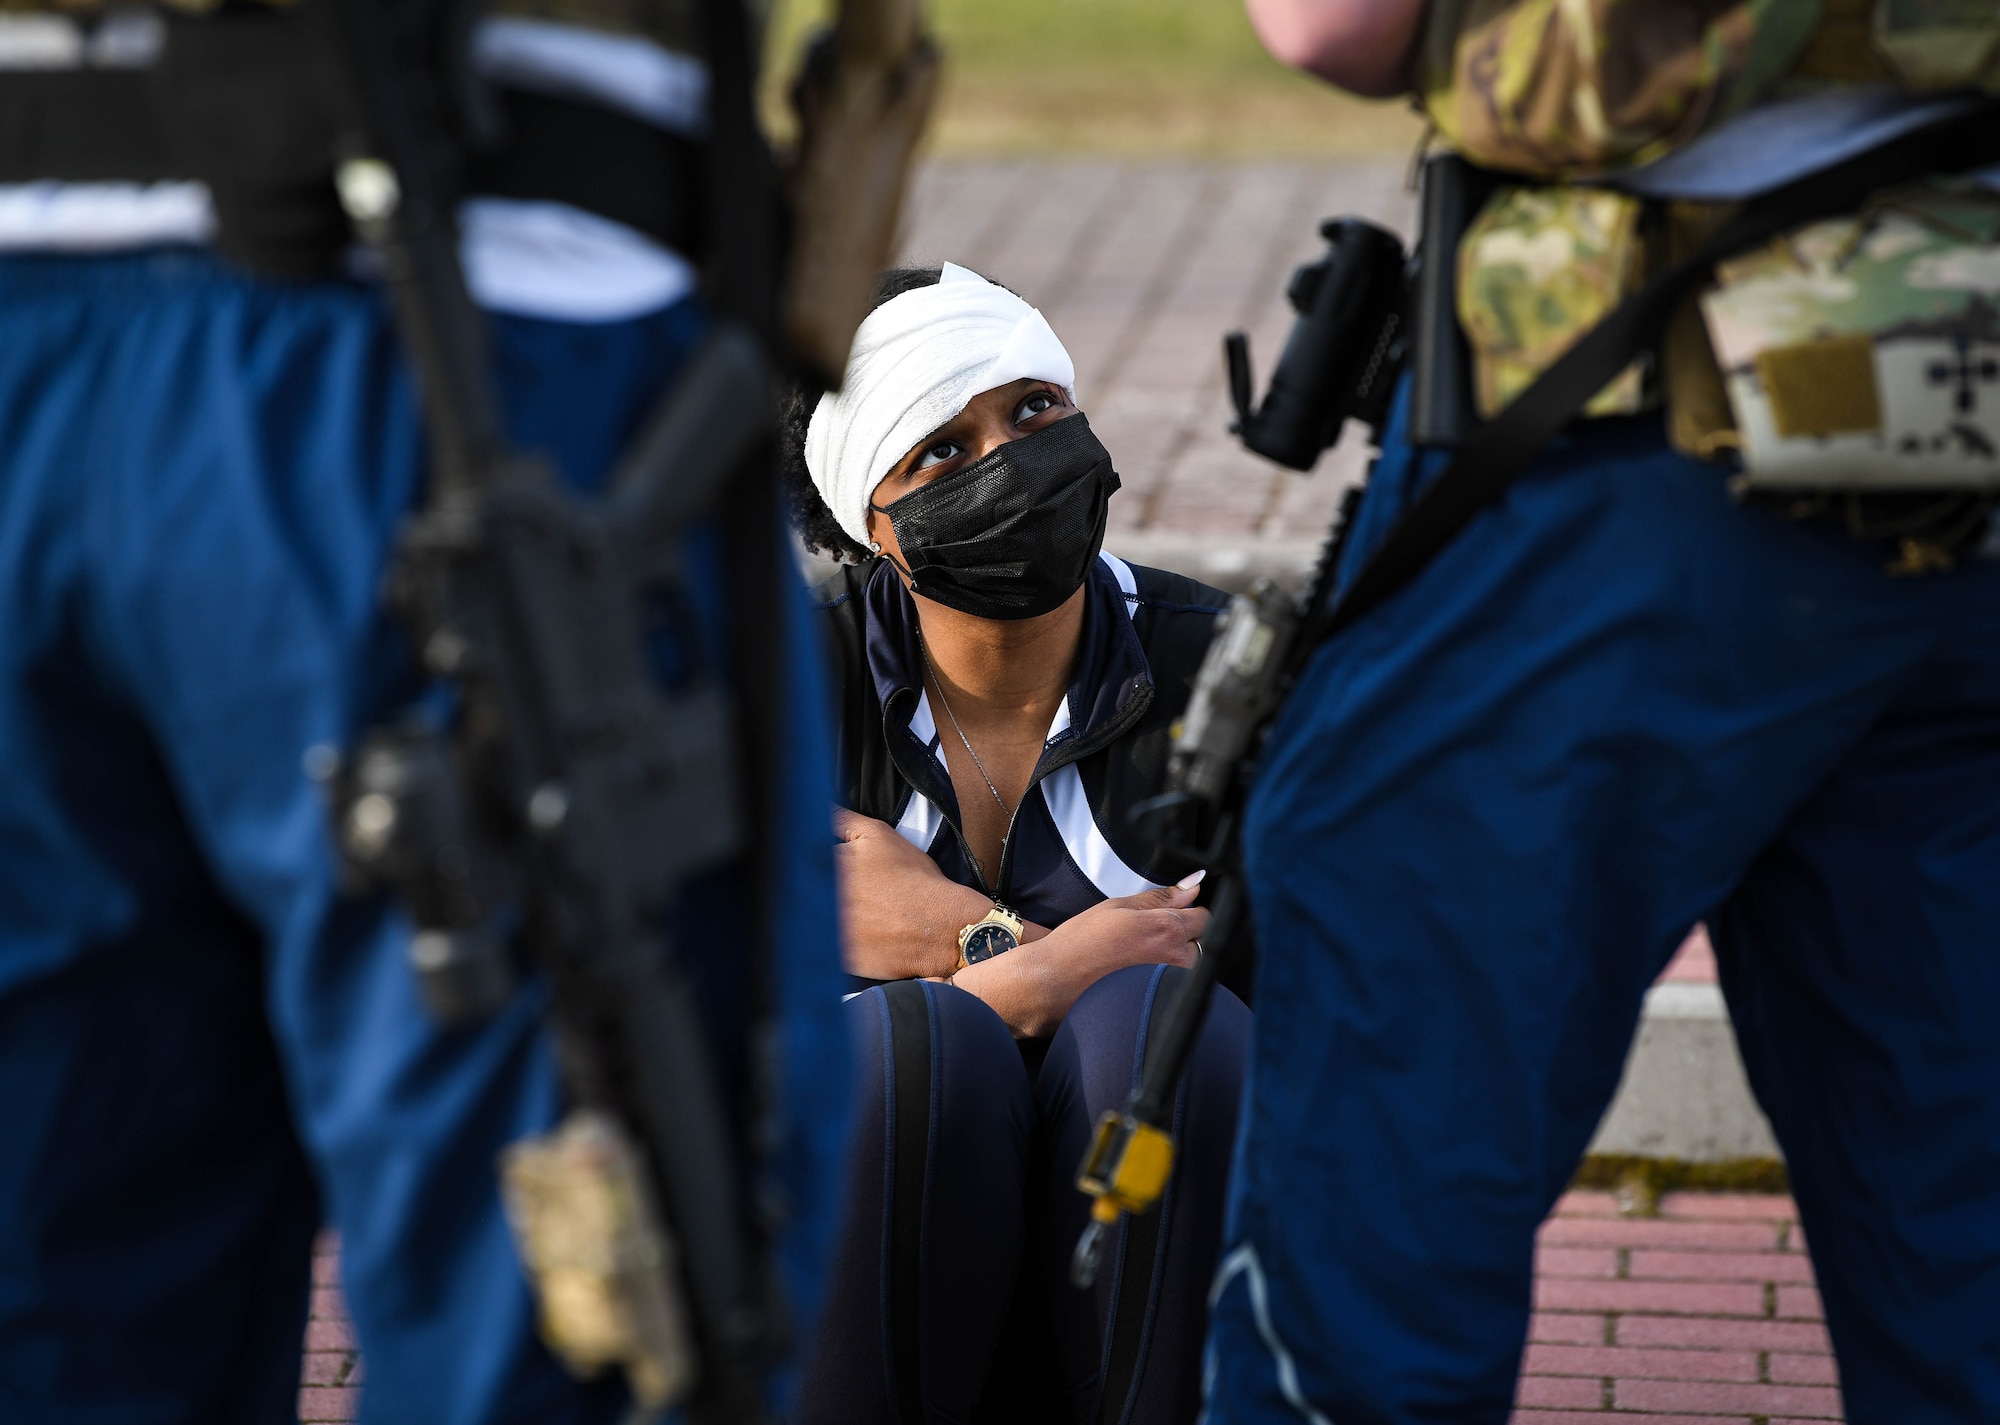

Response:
(961, 923), (1019, 965)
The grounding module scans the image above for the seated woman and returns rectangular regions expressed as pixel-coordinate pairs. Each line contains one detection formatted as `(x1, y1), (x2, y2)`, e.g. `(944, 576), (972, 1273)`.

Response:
(784, 263), (1251, 1425)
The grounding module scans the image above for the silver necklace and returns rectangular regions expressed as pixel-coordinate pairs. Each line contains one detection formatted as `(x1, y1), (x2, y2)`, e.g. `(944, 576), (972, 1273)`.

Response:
(917, 635), (1013, 821)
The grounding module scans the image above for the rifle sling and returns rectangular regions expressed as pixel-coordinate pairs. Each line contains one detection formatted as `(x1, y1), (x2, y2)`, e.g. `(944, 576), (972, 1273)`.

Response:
(1096, 964), (1197, 1425)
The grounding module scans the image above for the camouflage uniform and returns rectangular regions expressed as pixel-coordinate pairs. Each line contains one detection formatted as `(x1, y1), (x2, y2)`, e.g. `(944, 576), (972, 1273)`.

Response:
(1418, 0), (2000, 184)
(1206, 7), (2000, 1425)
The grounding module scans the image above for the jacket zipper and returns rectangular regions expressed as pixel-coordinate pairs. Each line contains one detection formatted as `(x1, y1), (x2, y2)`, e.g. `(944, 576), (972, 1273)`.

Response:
(913, 679), (1157, 903)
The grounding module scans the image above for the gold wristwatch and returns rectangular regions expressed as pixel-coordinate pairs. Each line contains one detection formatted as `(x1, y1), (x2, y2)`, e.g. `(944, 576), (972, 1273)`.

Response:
(955, 904), (1025, 970)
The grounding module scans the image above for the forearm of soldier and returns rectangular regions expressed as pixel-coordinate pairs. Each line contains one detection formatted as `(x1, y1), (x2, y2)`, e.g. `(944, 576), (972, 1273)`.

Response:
(1243, 0), (1427, 97)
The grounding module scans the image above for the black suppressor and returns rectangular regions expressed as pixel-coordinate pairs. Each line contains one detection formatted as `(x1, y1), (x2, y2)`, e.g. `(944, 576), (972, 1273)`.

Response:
(1225, 217), (1408, 471)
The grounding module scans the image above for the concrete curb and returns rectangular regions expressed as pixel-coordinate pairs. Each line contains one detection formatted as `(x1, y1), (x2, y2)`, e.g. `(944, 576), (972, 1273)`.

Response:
(1589, 983), (1782, 1164)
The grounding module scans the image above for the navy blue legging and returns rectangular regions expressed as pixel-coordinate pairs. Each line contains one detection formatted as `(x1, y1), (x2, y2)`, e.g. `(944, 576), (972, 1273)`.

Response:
(796, 964), (1250, 1425)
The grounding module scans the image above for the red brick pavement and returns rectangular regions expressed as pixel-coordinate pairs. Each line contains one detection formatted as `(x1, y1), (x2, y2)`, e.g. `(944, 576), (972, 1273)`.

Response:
(299, 1187), (1837, 1423)
(301, 1235), (360, 1424)
(1522, 1190), (1839, 1423)
(1506, 935), (1845, 1422)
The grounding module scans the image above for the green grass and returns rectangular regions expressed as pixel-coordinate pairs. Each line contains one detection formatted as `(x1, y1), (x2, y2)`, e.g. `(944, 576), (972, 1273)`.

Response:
(763, 0), (1424, 156)
(1574, 1155), (1792, 1214)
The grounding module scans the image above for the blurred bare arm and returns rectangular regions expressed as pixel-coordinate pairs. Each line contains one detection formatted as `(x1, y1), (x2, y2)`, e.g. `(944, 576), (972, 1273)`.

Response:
(1243, 0), (1428, 97)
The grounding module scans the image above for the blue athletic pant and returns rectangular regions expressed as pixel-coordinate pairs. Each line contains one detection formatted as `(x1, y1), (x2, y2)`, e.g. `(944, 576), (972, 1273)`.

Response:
(0, 250), (850, 1425)
(1205, 390), (2000, 1425)
(798, 965), (1249, 1425)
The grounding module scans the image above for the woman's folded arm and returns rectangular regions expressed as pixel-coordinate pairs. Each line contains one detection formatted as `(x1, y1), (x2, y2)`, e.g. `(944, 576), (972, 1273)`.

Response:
(834, 807), (1050, 981)
(948, 886), (1208, 1039)
(834, 808), (1208, 1037)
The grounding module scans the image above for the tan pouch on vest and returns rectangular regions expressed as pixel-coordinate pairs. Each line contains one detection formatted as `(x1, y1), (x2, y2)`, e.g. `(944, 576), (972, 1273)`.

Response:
(1458, 185), (1652, 419)
(1698, 182), (2000, 489)
(499, 1110), (698, 1409)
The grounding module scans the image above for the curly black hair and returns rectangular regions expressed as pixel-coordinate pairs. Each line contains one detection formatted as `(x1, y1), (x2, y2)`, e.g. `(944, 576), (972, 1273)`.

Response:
(779, 265), (950, 564)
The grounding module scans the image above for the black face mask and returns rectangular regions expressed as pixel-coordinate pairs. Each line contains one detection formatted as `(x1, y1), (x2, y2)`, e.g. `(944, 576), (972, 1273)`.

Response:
(871, 413), (1121, 620)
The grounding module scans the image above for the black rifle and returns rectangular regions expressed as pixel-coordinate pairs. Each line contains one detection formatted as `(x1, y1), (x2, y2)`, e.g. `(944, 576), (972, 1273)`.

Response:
(314, 1), (795, 1420)
(1070, 214), (1406, 1286)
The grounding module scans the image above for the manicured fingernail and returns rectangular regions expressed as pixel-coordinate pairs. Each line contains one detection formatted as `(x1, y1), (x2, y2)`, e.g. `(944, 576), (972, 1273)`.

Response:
(1175, 869), (1206, 890)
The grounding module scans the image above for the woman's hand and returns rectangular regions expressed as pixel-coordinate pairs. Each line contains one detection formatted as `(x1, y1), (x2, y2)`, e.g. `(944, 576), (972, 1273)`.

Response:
(949, 882), (1209, 1039)
(834, 808), (1048, 980)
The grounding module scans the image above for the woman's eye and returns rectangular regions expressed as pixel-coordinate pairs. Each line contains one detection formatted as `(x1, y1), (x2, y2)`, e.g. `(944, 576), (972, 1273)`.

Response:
(914, 440), (962, 471)
(1016, 392), (1056, 422)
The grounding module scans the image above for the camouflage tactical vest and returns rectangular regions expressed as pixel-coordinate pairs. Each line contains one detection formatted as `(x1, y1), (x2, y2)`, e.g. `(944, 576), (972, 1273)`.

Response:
(1419, 0), (2000, 182)
(1436, 0), (2000, 503)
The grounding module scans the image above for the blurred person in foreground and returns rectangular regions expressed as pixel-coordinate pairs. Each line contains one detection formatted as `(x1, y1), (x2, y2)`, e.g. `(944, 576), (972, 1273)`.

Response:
(1209, 1), (2000, 1421)
(783, 264), (1250, 1424)
(0, 5), (850, 1423)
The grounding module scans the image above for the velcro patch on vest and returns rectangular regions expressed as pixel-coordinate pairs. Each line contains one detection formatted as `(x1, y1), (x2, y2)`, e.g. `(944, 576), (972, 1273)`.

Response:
(1756, 333), (1884, 438)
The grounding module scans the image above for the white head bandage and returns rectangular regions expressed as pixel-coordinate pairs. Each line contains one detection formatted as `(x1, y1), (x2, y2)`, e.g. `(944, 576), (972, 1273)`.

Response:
(804, 262), (1076, 546)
